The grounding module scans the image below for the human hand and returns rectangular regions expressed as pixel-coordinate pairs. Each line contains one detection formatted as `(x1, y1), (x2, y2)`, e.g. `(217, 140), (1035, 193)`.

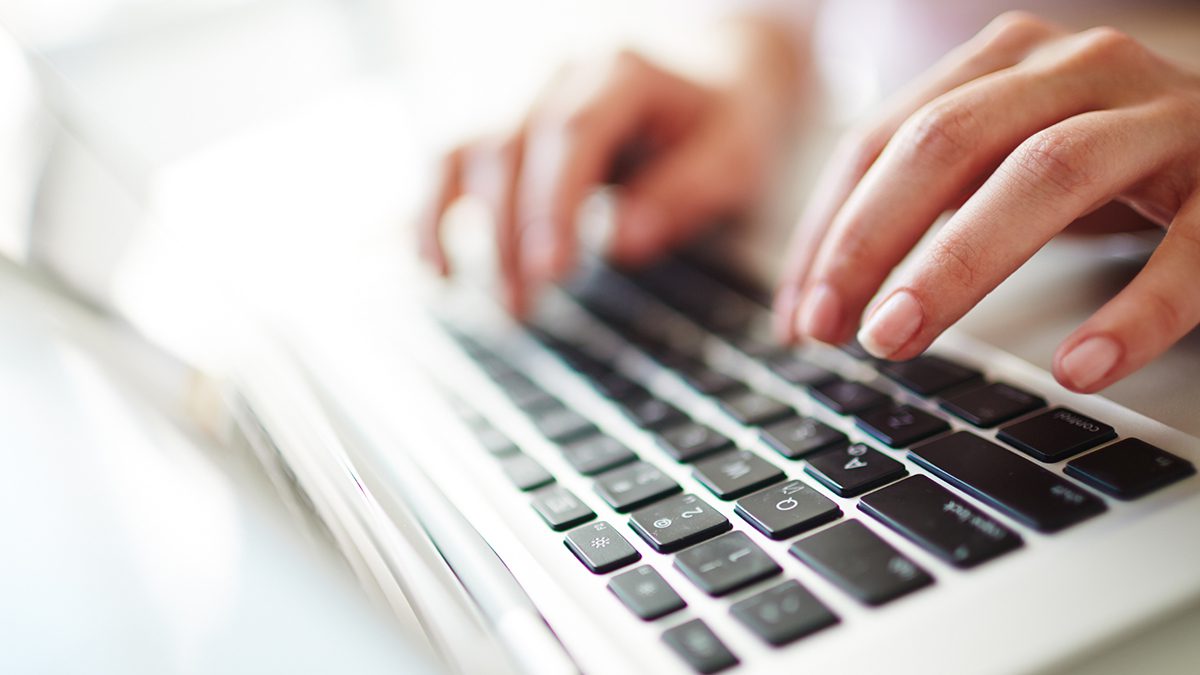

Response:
(774, 11), (1200, 393)
(420, 21), (800, 317)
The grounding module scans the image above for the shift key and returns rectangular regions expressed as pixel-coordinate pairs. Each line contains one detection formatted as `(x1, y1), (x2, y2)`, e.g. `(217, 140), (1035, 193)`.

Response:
(910, 432), (1106, 533)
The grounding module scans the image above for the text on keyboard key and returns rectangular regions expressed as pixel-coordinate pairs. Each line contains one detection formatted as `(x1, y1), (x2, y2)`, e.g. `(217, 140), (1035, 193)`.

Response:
(859, 475), (1022, 568)
(730, 580), (839, 646)
(629, 493), (732, 553)
(564, 521), (641, 574)
(997, 407), (1117, 463)
(656, 422), (734, 463)
(804, 443), (907, 497)
(674, 531), (782, 596)
(662, 619), (739, 674)
(759, 416), (847, 460)
(608, 565), (686, 620)
(811, 379), (890, 415)
(692, 449), (786, 500)
(531, 485), (595, 531)
(734, 479), (841, 540)
(910, 431), (1106, 532)
(938, 381), (1046, 428)
(789, 520), (933, 606)
(1066, 438), (1196, 500)
(594, 461), (682, 512)
(855, 404), (950, 448)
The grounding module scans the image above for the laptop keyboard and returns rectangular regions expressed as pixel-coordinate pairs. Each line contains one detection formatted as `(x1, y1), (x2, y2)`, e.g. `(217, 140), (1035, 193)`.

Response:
(436, 255), (1196, 673)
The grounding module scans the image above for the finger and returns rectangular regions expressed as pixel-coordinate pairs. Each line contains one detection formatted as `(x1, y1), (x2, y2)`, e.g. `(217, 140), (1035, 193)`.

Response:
(517, 52), (705, 285)
(773, 11), (1063, 342)
(796, 59), (1105, 346)
(1053, 203), (1200, 392)
(465, 134), (528, 316)
(418, 146), (468, 276)
(858, 107), (1183, 360)
(609, 122), (758, 266)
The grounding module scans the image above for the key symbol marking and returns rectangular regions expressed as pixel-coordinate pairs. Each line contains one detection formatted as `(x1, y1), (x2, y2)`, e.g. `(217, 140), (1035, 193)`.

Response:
(776, 498), (799, 511)
(844, 457), (868, 470)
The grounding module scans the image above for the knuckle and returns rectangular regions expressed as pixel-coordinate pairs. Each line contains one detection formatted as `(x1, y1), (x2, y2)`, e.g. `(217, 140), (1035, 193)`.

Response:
(926, 229), (982, 290)
(976, 11), (1049, 50)
(1009, 129), (1099, 199)
(1141, 286), (1187, 338)
(1076, 26), (1138, 57)
(899, 101), (981, 168)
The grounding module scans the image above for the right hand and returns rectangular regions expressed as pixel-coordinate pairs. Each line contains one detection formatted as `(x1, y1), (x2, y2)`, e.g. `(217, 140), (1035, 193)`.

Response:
(419, 40), (797, 317)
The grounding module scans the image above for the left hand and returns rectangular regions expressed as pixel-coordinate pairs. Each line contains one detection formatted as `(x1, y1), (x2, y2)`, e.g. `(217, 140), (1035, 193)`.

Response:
(774, 11), (1200, 393)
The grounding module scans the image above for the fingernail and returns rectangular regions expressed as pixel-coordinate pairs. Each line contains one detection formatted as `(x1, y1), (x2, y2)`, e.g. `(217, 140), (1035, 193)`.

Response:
(797, 283), (842, 342)
(1059, 335), (1121, 390)
(612, 199), (660, 263)
(523, 221), (557, 281)
(858, 290), (922, 358)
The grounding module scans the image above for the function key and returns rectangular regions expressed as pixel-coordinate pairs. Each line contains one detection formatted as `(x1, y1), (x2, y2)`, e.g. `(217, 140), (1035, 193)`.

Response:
(855, 404), (950, 448)
(656, 422), (734, 463)
(629, 493), (731, 553)
(530, 485), (595, 531)
(616, 392), (689, 430)
(762, 354), (836, 387)
(560, 434), (637, 476)
(499, 453), (555, 491)
(730, 580), (839, 646)
(692, 449), (785, 500)
(859, 475), (1022, 568)
(759, 417), (847, 460)
(789, 520), (933, 606)
(734, 479), (841, 540)
(804, 443), (907, 497)
(811, 379), (890, 416)
(878, 355), (980, 396)
(717, 388), (794, 426)
(564, 521), (641, 574)
(530, 404), (598, 443)
(673, 531), (782, 596)
(608, 565), (686, 620)
(594, 461), (681, 512)
(1066, 438), (1196, 500)
(910, 431), (1106, 532)
(939, 382), (1046, 428)
(998, 407), (1117, 463)
(662, 619), (739, 674)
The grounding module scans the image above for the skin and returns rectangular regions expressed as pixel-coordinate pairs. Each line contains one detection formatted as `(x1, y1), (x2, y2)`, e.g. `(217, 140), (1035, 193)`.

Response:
(422, 11), (1200, 395)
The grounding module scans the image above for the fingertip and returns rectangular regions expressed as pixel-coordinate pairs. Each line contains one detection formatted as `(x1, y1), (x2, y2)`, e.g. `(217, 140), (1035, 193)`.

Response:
(857, 290), (924, 359)
(771, 284), (801, 344)
(1053, 333), (1122, 393)
(795, 282), (844, 345)
(608, 196), (664, 265)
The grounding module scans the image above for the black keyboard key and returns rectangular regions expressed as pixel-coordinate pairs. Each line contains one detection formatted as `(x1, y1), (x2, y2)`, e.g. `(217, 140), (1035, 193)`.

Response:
(940, 382), (1046, 428)
(499, 453), (554, 491)
(530, 405), (598, 443)
(735, 479), (841, 539)
(629, 493), (731, 553)
(677, 361), (742, 396)
(910, 431), (1106, 532)
(617, 392), (689, 430)
(804, 443), (906, 497)
(594, 461), (682, 512)
(855, 404), (949, 448)
(789, 520), (932, 606)
(1066, 438), (1196, 500)
(662, 619), (738, 674)
(998, 407), (1117, 463)
(564, 521), (641, 574)
(492, 371), (556, 410)
(730, 580), (839, 646)
(717, 388), (793, 426)
(561, 434), (637, 475)
(859, 475), (1022, 568)
(759, 417), (847, 459)
(590, 371), (641, 400)
(656, 422), (734, 462)
(470, 425), (517, 456)
(530, 485), (595, 530)
(840, 340), (875, 361)
(811, 379), (890, 415)
(878, 355), (980, 396)
(692, 449), (785, 500)
(674, 531), (782, 596)
(608, 565), (686, 620)
(763, 354), (836, 387)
